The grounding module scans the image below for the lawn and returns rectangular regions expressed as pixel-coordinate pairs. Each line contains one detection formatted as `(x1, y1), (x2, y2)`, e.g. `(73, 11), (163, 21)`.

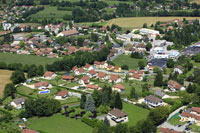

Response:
(27, 113), (92, 133)
(106, 17), (200, 28)
(190, 124), (200, 132)
(168, 114), (186, 126)
(0, 70), (12, 97)
(0, 53), (58, 66)
(30, 6), (72, 20)
(112, 54), (147, 69)
(123, 102), (150, 126)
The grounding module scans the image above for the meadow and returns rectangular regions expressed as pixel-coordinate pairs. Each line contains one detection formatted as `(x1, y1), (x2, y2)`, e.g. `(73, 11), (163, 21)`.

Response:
(0, 70), (12, 97)
(106, 17), (200, 28)
(27, 113), (93, 133)
(0, 53), (58, 66)
(30, 6), (72, 20)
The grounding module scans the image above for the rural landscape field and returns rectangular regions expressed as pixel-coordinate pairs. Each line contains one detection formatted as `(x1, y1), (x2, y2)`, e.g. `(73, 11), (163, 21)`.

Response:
(0, 70), (12, 97)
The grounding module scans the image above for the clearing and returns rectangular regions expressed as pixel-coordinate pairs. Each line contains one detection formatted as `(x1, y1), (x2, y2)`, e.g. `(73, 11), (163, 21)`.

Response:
(0, 53), (58, 66)
(0, 70), (12, 97)
(106, 17), (200, 28)
(27, 113), (92, 133)
(123, 102), (150, 126)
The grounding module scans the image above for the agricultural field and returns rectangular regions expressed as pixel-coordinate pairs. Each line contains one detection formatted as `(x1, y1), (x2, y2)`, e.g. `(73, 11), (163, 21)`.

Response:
(27, 113), (93, 133)
(30, 6), (72, 20)
(106, 17), (200, 28)
(190, 0), (200, 4)
(123, 102), (150, 126)
(0, 70), (12, 97)
(0, 53), (58, 66)
(112, 54), (147, 69)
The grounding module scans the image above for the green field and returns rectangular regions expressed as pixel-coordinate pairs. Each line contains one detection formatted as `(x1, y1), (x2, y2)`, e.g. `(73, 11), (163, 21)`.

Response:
(168, 114), (186, 126)
(0, 53), (58, 66)
(123, 102), (149, 126)
(30, 6), (72, 20)
(27, 113), (93, 133)
(107, 17), (200, 28)
(113, 54), (147, 69)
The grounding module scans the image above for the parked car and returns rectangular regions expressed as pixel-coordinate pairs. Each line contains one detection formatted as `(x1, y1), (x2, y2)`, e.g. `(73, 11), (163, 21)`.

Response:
(177, 125), (181, 127)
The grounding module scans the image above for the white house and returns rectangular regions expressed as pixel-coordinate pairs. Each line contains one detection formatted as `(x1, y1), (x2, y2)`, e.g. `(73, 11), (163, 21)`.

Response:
(43, 71), (57, 80)
(112, 84), (125, 93)
(139, 28), (159, 38)
(107, 108), (128, 124)
(84, 63), (93, 71)
(168, 80), (186, 92)
(74, 68), (85, 76)
(10, 98), (25, 109)
(174, 66), (183, 74)
(109, 75), (122, 83)
(144, 95), (163, 108)
(87, 70), (97, 78)
(55, 90), (68, 100)
(79, 76), (90, 85)
(97, 72), (108, 80)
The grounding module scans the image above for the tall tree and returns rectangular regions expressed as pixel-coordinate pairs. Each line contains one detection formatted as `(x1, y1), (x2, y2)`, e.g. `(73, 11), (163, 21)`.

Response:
(102, 86), (112, 105)
(92, 89), (102, 107)
(80, 93), (86, 109)
(154, 71), (163, 87)
(4, 83), (16, 98)
(129, 87), (135, 99)
(10, 70), (26, 84)
(85, 95), (96, 112)
(114, 92), (122, 110)
(114, 123), (128, 133)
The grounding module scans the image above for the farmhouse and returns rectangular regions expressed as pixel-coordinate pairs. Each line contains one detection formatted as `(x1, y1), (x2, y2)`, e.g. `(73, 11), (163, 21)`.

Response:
(10, 98), (25, 109)
(144, 95), (163, 108)
(112, 84), (125, 93)
(57, 29), (79, 37)
(79, 76), (90, 85)
(55, 90), (68, 100)
(110, 75), (122, 83)
(107, 108), (128, 124)
(43, 71), (56, 80)
(34, 81), (51, 90)
(168, 80), (186, 92)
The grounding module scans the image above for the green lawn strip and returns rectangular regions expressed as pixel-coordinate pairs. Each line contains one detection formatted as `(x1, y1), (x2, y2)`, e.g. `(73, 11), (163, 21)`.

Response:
(27, 113), (93, 133)
(0, 53), (58, 66)
(112, 54), (147, 69)
(123, 102), (150, 126)
(168, 114), (186, 126)
(189, 124), (200, 132)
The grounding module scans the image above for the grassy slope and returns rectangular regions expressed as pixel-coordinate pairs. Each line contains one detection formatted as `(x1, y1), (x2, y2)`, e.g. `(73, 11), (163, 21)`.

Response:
(27, 113), (92, 133)
(112, 54), (147, 69)
(0, 53), (58, 66)
(123, 102), (150, 126)
(107, 17), (200, 28)
(0, 70), (12, 97)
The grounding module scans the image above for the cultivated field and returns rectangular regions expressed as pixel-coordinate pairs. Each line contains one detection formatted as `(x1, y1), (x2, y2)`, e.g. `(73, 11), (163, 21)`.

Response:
(27, 113), (92, 133)
(0, 53), (58, 66)
(107, 17), (200, 28)
(30, 6), (72, 20)
(0, 70), (12, 97)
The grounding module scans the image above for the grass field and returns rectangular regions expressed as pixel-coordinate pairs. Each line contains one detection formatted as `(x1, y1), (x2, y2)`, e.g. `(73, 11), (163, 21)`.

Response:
(112, 54), (147, 69)
(0, 53), (58, 66)
(168, 114), (186, 126)
(0, 70), (12, 97)
(123, 102), (149, 126)
(30, 6), (72, 20)
(27, 113), (92, 133)
(107, 17), (200, 28)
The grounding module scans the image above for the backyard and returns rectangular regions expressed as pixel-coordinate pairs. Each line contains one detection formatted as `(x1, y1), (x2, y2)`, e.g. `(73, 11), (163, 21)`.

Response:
(0, 70), (12, 97)
(0, 53), (58, 66)
(27, 113), (93, 133)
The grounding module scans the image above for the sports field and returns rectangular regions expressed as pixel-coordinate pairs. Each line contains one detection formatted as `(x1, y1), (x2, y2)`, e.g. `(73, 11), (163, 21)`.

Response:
(0, 70), (12, 97)
(27, 113), (92, 133)
(107, 17), (200, 28)
(0, 53), (58, 66)
(30, 6), (72, 20)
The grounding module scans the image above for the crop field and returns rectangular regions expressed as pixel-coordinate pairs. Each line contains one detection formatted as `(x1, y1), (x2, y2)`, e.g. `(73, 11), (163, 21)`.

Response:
(107, 17), (200, 28)
(0, 53), (58, 66)
(30, 6), (72, 20)
(0, 70), (12, 97)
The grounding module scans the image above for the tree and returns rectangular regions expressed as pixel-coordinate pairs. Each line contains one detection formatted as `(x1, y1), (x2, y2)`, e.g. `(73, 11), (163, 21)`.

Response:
(10, 70), (26, 84)
(167, 59), (175, 68)
(142, 83), (149, 92)
(104, 117), (110, 127)
(135, 120), (157, 133)
(114, 123), (128, 133)
(187, 83), (195, 93)
(36, 65), (44, 76)
(92, 89), (102, 107)
(114, 92), (122, 110)
(138, 61), (145, 69)
(129, 87), (135, 99)
(143, 23), (147, 28)
(154, 71), (163, 87)
(102, 86), (112, 105)
(85, 95), (96, 112)
(121, 65), (129, 70)
(80, 93), (86, 109)
(4, 83), (16, 98)
(146, 42), (152, 51)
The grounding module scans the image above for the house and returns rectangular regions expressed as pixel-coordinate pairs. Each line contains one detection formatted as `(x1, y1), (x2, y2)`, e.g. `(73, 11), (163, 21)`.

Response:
(130, 73), (143, 81)
(107, 108), (128, 124)
(144, 95), (163, 107)
(79, 76), (90, 85)
(112, 84), (125, 93)
(174, 65), (183, 74)
(10, 98), (25, 109)
(107, 65), (114, 71)
(137, 70), (144, 76)
(86, 84), (101, 91)
(129, 69), (135, 75)
(55, 90), (68, 100)
(97, 72), (108, 80)
(74, 68), (85, 75)
(22, 129), (38, 133)
(139, 28), (159, 38)
(147, 59), (167, 69)
(154, 90), (168, 99)
(168, 80), (186, 92)
(113, 66), (122, 73)
(19, 123), (26, 129)
(159, 128), (182, 133)
(57, 29), (79, 37)
(34, 81), (51, 90)
(84, 63), (93, 71)
(110, 75), (122, 83)
(68, 46), (78, 55)
(72, 65), (78, 72)
(43, 71), (56, 80)
(88, 70), (97, 78)
(94, 61), (108, 69)
(62, 75), (74, 81)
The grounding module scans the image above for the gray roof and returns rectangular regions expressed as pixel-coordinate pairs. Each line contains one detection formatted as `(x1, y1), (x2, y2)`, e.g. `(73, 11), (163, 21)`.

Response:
(145, 95), (162, 103)
(12, 98), (25, 105)
(154, 90), (165, 98)
(148, 58), (167, 68)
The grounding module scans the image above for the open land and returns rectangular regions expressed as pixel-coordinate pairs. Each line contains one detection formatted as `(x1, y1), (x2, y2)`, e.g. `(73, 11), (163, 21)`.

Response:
(0, 70), (12, 97)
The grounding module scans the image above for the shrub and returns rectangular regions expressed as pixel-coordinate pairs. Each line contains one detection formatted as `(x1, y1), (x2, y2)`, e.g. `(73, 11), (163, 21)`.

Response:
(81, 116), (103, 128)
(69, 112), (76, 118)
(97, 105), (111, 115)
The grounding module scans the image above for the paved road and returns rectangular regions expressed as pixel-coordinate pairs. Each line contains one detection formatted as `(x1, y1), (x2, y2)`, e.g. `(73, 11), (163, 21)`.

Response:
(94, 68), (125, 76)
